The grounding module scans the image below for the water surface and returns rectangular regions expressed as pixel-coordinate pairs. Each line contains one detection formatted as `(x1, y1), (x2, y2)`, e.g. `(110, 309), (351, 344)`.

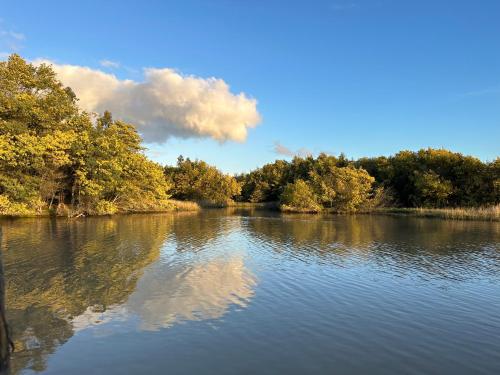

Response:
(1, 211), (499, 374)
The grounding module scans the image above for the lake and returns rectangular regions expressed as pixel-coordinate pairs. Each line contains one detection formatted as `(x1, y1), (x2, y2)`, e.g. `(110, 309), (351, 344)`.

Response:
(1, 210), (499, 374)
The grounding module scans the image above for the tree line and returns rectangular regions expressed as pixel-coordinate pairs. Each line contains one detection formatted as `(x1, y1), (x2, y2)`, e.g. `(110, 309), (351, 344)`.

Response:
(237, 150), (499, 212)
(0, 55), (498, 216)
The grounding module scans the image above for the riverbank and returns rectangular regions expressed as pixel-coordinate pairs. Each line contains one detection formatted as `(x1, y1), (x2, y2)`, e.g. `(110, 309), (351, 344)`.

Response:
(1, 200), (498, 221)
(370, 206), (500, 221)
(0, 199), (201, 218)
(250, 202), (500, 221)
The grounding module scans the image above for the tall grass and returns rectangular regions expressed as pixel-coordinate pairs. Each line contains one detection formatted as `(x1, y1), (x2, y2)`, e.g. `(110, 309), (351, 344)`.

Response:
(168, 200), (201, 211)
(376, 205), (500, 221)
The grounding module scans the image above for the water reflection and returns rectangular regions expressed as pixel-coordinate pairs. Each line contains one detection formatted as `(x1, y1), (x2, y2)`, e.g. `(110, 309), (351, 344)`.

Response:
(127, 256), (255, 330)
(0, 211), (499, 374)
(246, 213), (500, 281)
(2, 215), (174, 373)
(1, 213), (258, 374)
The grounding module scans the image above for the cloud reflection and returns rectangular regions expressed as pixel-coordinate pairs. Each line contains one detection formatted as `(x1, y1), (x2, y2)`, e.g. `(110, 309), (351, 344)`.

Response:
(127, 255), (256, 330)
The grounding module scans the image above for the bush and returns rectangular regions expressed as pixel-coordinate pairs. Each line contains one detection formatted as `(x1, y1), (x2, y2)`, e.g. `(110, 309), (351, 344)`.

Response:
(93, 200), (118, 215)
(0, 195), (36, 216)
(280, 180), (322, 213)
(412, 170), (453, 207)
(0, 195), (11, 213)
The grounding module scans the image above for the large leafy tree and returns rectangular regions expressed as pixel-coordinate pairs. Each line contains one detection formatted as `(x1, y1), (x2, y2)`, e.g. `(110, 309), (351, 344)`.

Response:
(73, 112), (171, 214)
(309, 166), (375, 211)
(0, 54), (170, 215)
(165, 156), (240, 205)
(0, 54), (83, 212)
(238, 159), (291, 202)
(280, 179), (322, 213)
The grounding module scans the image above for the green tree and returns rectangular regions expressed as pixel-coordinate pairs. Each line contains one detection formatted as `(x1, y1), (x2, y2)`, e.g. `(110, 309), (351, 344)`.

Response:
(356, 148), (498, 208)
(310, 166), (375, 212)
(412, 170), (453, 207)
(72, 112), (171, 214)
(0, 54), (171, 215)
(165, 157), (240, 205)
(280, 179), (322, 212)
(238, 159), (291, 202)
(0, 54), (82, 213)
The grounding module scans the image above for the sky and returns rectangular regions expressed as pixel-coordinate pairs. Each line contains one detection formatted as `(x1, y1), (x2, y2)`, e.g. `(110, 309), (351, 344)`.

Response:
(1, 0), (499, 173)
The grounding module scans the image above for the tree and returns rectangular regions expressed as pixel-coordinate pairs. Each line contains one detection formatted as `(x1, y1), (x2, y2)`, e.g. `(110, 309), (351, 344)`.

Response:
(280, 179), (322, 212)
(238, 159), (291, 202)
(72, 112), (171, 214)
(165, 157), (240, 205)
(412, 171), (453, 207)
(310, 166), (374, 212)
(356, 148), (498, 208)
(0, 54), (81, 212)
(0, 54), (171, 215)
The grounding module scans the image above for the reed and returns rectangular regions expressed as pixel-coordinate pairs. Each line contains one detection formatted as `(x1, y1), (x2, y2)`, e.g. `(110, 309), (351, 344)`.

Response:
(168, 199), (201, 211)
(375, 205), (500, 221)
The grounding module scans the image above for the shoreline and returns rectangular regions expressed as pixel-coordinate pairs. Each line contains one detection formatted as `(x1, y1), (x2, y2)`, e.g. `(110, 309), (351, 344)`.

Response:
(234, 202), (500, 221)
(366, 207), (500, 222)
(1, 202), (498, 222)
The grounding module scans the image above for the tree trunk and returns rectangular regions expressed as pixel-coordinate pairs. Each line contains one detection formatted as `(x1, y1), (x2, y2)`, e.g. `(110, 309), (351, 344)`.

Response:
(49, 192), (56, 210)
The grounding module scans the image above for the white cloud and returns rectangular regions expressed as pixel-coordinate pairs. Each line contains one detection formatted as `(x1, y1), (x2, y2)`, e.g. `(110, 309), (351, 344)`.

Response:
(35, 60), (261, 143)
(274, 141), (312, 158)
(273, 141), (294, 157)
(99, 59), (120, 69)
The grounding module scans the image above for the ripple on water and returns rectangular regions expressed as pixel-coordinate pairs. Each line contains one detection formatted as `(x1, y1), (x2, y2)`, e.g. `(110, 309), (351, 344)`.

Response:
(2, 213), (500, 375)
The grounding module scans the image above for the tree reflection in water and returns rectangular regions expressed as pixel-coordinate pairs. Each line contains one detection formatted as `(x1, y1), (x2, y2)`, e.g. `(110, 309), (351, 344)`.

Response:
(1, 213), (257, 374)
(245, 212), (500, 281)
(1, 211), (498, 374)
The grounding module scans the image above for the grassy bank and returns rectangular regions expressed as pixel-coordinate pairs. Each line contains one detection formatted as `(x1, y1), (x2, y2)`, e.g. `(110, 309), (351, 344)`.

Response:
(0, 199), (200, 218)
(372, 205), (500, 221)
(276, 202), (499, 221)
(2, 199), (498, 221)
(231, 202), (500, 221)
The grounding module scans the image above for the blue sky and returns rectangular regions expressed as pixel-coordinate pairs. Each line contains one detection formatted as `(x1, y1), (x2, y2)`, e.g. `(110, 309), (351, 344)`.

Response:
(1, 0), (499, 173)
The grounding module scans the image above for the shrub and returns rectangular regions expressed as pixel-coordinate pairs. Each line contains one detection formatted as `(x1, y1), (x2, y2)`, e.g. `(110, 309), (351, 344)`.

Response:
(280, 180), (322, 213)
(93, 200), (118, 215)
(0, 195), (36, 216)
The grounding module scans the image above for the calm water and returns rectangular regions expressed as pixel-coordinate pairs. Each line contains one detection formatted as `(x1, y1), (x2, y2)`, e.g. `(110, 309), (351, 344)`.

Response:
(1, 210), (499, 374)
